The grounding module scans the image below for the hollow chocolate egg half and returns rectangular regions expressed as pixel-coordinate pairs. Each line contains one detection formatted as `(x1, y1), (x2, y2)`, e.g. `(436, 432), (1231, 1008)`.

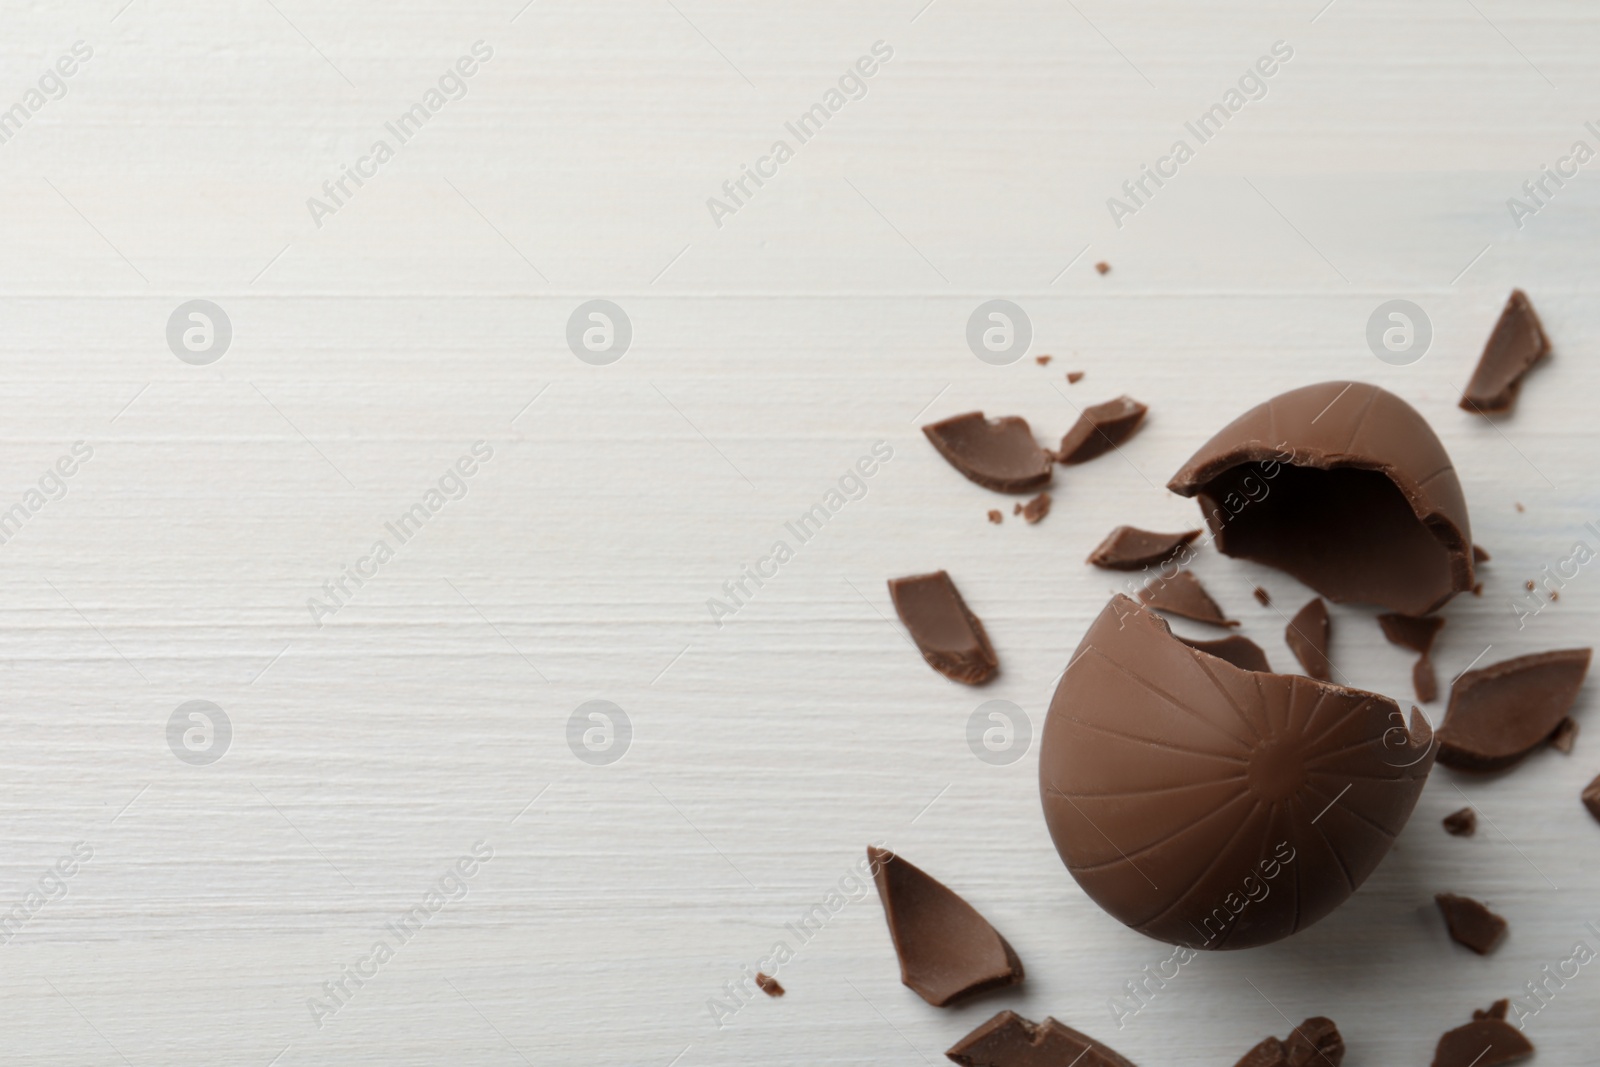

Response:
(1040, 595), (1434, 949)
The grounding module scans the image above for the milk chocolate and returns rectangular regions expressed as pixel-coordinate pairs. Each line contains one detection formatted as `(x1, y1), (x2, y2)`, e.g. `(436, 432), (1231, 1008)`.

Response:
(1040, 595), (1434, 949)
(1285, 598), (1332, 681)
(1057, 396), (1147, 465)
(923, 412), (1053, 493)
(1180, 634), (1272, 674)
(1168, 382), (1474, 615)
(1430, 1002), (1533, 1067)
(1254, 586), (1271, 606)
(867, 846), (1023, 1006)
(1583, 774), (1600, 823)
(1442, 807), (1476, 836)
(1087, 526), (1200, 570)
(755, 972), (784, 996)
(1138, 570), (1237, 628)
(947, 1010), (1137, 1067)
(1461, 289), (1549, 414)
(1378, 613), (1444, 654)
(1435, 892), (1506, 954)
(887, 571), (999, 685)
(1550, 716), (1578, 753)
(987, 509), (1003, 525)
(1436, 648), (1591, 771)
(1233, 1017), (1344, 1067)
(1473, 544), (1491, 564)
(1066, 370), (1085, 384)
(1413, 657), (1439, 703)
(1021, 491), (1051, 524)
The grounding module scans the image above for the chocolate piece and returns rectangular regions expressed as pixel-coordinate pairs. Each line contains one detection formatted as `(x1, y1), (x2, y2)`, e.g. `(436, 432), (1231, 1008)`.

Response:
(867, 846), (1023, 1007)
(923, 412), (1053, 493)
(947, 1010), (1136, 1067)
(1254, 586), (1271, 606)
(1473, 544), (1491, 564)
(1040, 595), (1434, 949)
(1435, 892), (1507, 954)
(1285, 598), (1332, 681)
(987, 509), (1002, 524)
(1021, 492), (1051, 524)
(1066, 371), (1085, 384)
(1168, 382), (1474, 615)
(1234, 1017), (1345, 1067)
(1139, 570), (1237, 628)
(1095, 261), (1111, 274)
(1524, 580), (1535, 591)
(1013, 503), (1023, 515)
(1430, 1003), (1534, 1067)
(1461, 289), (1549, 414)
(1087, 526), (1200, 571)
(1057, 396), (1147, 465)
(1413, 656), (1439, 703)
(1585, 774), (1600, 822)
(1436, 648), (1591, 770)
(1442, 807), (1476, 836)
(1035, 355), (1052, 365)
(754, 972), (784, 996)
(1378, 613), (1444, 655)
(1472, 583), (1483, 596)
(1476, 1000), (1509, 1020)
(1180, 634), (1272, 674)
(1515, 501), (1524, 512)
(1550, 716), (1578, 753)
(888, 572), (999, 685)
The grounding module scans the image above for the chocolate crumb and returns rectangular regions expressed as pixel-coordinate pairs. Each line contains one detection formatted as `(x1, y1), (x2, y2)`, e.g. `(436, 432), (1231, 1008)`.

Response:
(1253, 586), (1271, 606)
(1414, 656), (1439, 702)
(1442, 807), (1476, 836)
(1013, 503), (1023, 516)
(1094, 261), (1110, 274)
(1435, 892), (1507, 954)
(1021, 492), (1051, 524)
(1473, 583), (1484, 596)
(1516, 502), (1525, 512)
(1431, 1002), (1533, 1067)
(1066, 371), (1085, 384)
(1550, 716), (1578, 753)
(755, 972), (784, 996)
(1584, 774), (1600, 823)
(1524, 580), (1535, 591)
(1473, 544), (1491, 564)
(987, 509), (1002, 525)
(1551, 589), (1560, 601)
(1035, 355), (1052, 365)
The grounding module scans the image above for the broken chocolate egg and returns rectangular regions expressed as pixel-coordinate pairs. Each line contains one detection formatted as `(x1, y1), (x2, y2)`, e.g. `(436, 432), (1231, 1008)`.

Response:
(1040, 595), (1434, 949)
(1168, 381), (1473, 616)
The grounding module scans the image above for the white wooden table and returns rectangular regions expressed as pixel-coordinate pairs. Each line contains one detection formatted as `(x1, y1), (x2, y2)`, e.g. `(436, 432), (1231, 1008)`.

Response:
(0, 1), (1596, 1063)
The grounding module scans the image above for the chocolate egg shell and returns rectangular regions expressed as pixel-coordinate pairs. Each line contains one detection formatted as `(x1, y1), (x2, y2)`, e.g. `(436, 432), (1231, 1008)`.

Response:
(1040, 595), (1435, 950)
(1167, 381), (1473, 616)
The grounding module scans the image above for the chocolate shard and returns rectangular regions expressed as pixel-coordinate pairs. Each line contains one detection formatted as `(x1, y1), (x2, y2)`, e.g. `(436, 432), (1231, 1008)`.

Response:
(1442, 807), (1476, 836)
(1550, 716), (1578, 753)
(1584, 774), (1600, 823)
(1254, 586), (1271, 606)
(1414, 656), (1439, 703)
(1180, 634), (1272, 674)
(1234, 1017), (1345, 1067)
(1431, 1004), (1534, 1067)
(1057, 396), (1147, 465)
(1066, 370), (1085, 384)
(923, 412), (1053, 493)
(1021, 492), (1051, 524)
(1087, 526), (1200, 571)
(1461, 290), (1550, 415)
(1138, 570), (1237, 628)
(1285, 598), (1332, 681)
(888, 571), (999, 685)
(1436, 648), (1592, 771)
(987, 509), (1003, 525)
(867, 847), (1023, 1007)
(1168, 382), (1474, 616)
(1041, 595), (1434, 949)
(1473, 544), (1491, 564)
(1475, 1000), (1510, 1021)
(1378, 613), (1445, 655)
(947, 1010), (1137, 1067)
(754, 972), (784, 996)
(1435, 892), (1507, 954)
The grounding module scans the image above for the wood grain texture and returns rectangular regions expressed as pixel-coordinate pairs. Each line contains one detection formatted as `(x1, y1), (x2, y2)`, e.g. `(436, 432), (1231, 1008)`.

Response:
(0, 0), (1597, 1063)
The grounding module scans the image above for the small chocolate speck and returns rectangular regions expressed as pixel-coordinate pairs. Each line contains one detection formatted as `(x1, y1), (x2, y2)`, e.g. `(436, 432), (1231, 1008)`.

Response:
(987, 509), (1002, 525)
(755, 972), (784, 997)
(1472, 582), (1484, 596)
(1094, 261), (1110, 274)
(1253, 586), (1270, 607)
(1065, 371), (1084, 384)
(1515, 502), (1525, 512)
(1021, 492), (1051, 524)
(1442, 807), (1476, 836)
(1525, 580), (1535, 591)
(1035, 355), (1052, 366)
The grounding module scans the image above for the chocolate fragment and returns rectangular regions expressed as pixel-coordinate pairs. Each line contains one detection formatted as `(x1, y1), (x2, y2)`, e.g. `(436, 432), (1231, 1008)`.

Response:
(1179, 634), (1272, 674)
(1430, 1002), (1533, 1067)
(1035, 355), (1052, 365)
(987, 509), (1002, 525)
(1550, 716), (1578, 753)
(1413, 656), (1439, 703)
(947, 1010), (1136, 1067)
(867, 846), (1023, 1007)
(1435, 892), (1507, 954)
(1168, 382), (1474, 616)
(1066, 370), (1085, 384)
(1138, 570), (1237, 628)
(1040, 595), (1434, 949)
(1472, 583), (1483, 596)
(923, 412), (1053, 493)
(1095, 261), (1111, 275)
(1473, 544), (1490, 564)
(1436, 648), (1591, 770)
(1057, 396), (1147, 465)
(1378, 613), (1444, 655)
(1461, 289), (1549, 415)
(1584, 775), (1600, 822)
(1285, 598), (1332, 681)
(1254, 586), (1271, 606)
(754, 972), (784, 996)
(1442, 807), (1476, 836)
(1087, 526), (1200, 571)
(1524, 580), (1535, 591)
(1233, 1016), (1345, 1067)
(1021, 492), (1051, 524)
(887, 571), (999, 685)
